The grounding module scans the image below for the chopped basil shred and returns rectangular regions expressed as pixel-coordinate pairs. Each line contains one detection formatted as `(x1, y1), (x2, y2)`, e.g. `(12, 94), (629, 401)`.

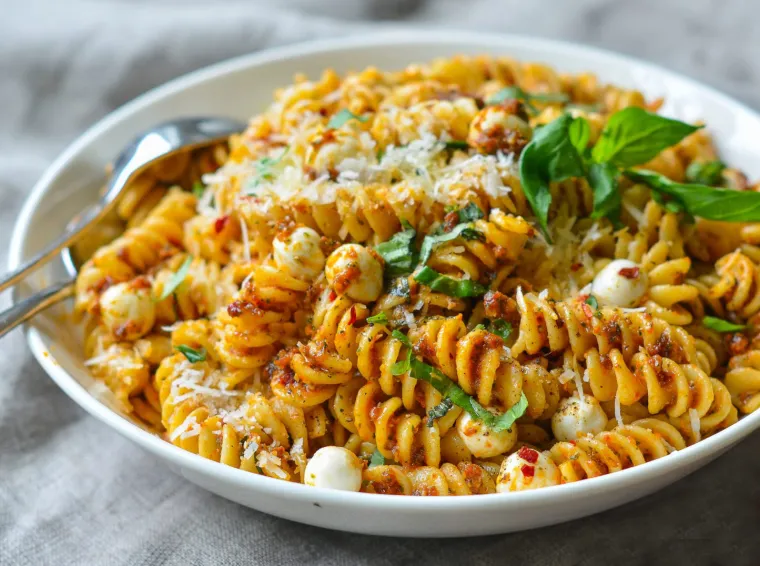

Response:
(419, 222), (483, 266)
(366, 312), (388, 325)
(427, 397), (454, 427)
(327, 109), (369, 129)
(175, 344), (206, 363)
(155, 255), (193, 302)
(702, 316), (747, 333)
(414, 266), (487, 298)
(192, 181), (205, 199)
(375, 222), (418, 277)
(444, 140), (470, 150)
(478, 319), (512, 341)
(391, 329), (528, 431)
(456, 202), (485, 223)
(585, 295), (599, 310)
(368, 449), (385, 468)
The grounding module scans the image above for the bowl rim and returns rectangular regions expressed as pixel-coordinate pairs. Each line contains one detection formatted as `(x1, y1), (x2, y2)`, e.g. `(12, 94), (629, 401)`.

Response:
(10, 28), (760, 512)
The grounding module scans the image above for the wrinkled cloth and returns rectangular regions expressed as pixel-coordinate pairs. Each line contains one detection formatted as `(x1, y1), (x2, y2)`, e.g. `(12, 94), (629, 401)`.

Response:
(2, 1), (760, 564)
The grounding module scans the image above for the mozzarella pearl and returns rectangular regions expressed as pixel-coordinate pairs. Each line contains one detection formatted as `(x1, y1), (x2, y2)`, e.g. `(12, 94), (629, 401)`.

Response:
(496, 448), (561, 493)
(273, 226), (325, 280)
(304, 446), (363, 492)
(590, 259), (648, 308)
(99, 282), (155, 340)
(325, 243), (383, 302)
(457, 411), (518, 458)
(551, 395), (608, 442)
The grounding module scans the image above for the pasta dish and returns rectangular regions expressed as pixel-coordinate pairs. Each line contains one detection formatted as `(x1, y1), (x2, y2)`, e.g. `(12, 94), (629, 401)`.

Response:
(75, 55), (760, 496)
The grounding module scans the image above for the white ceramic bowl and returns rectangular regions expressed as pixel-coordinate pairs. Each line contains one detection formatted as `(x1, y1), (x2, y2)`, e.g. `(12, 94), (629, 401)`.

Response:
(9, 30), (760, 538)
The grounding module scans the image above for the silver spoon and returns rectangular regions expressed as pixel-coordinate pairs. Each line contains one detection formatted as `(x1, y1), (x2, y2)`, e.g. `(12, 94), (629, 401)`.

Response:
(0, 117), (245, 338)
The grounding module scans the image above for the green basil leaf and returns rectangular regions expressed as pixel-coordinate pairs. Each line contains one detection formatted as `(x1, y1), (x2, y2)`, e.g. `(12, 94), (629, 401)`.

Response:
(408, 356), (527, 431)
(419, 222), (480, 265)
(391, 329), (412, 348)
(489, 393), (529, 432)
(487, 86), (525, 106)
(192, 181), (205, 199)
(519, 113), (586, 240)
(414, 266), (487, 298)
(625, 169), (760, 222)
(327, 109), (369, 129)
(592, 108), (701, 167)
(588, 161), (621, 222)
(175, 344), (206, 363)
(456, 202), (485, 223)
(585, 295), (599, 310)
(368, 449), (385, 468)
(685, 160), (726, 186)
(702, 316), (747, 333)
(487, 86), (568, 114)
(488, 319), (513, 341)
(155, 255), (193, 302)
(445, 140), (469, 150)
(366, 312), (388, 325)
(568, 116), (590, 155)
(473, 323), (487, 332)
(427, 397), (454, 427)
(375, 223), (418, 277)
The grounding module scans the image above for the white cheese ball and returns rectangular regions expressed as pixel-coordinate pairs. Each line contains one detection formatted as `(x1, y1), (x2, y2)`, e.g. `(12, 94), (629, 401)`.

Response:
(457, 411), (518, 459)
(496, 447), (561, 493)
(590, 259), (648, 308)
(551, 395), (608, 442)
(325, 243), (383, 302)
(99, 282), (155, 341)
(304, 446), (363, 492)
(273, 226), (325, 280)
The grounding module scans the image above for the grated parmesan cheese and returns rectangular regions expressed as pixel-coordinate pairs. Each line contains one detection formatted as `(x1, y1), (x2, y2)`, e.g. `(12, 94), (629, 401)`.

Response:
(614, 390), (624, 429)
(239, 217), (251, 263)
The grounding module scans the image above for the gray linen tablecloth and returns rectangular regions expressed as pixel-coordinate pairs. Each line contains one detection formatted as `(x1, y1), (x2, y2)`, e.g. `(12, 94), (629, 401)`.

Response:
(2, 1), (760, 564)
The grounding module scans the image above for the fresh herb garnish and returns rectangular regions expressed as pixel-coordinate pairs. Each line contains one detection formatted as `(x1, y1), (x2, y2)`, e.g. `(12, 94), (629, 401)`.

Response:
(445, 140), (470, 150)
(686, 160), (725, 186)
(368, 449), (385, 468)
(419, 222), (483, 266)
(175, 344), (206, 363)
(487, 86), (569, 113)
(391, 330), (528, 431)
(375, 222), (418, 277)
(456, 202), (485, 223)
(245, 147), (289, 191)
(414, 266), (487, 298)
(566, 102), (603, 113)
(327, 109), (369, 129)
(427, 397), (454, 427)
(474, 320), (512, 341)
(192, 181), (205, 199)
(624, 169), (760, 222)
(585, 295), (599, 310)
(519, 113), (587, 240)
(591, 107), (701, 167)
(155, 255), (193, 302)
(588, 161), (621, 222)
(702, 316), (747, 333)
(366, 312), (388, 325)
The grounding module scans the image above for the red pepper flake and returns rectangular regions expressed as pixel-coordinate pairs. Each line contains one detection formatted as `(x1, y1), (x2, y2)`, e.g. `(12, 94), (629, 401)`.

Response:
(618, 266), (640, 279)
(521, 464), (535, 478)
(570, 262), (583, 272)
(517, 446), (539, 464)
(214, 215), (229, 234)
(328, 289), (337, 302)
(347, 305), (357, 326)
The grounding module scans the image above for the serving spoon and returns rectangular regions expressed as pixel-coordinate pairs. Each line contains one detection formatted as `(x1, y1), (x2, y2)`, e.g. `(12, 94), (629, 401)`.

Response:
(0, 116), (246, 338)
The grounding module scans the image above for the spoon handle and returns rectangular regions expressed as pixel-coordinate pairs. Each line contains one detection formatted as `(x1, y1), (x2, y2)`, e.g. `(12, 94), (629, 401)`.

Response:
(0, 204), (108, 294)
(0, 280), (74, 339)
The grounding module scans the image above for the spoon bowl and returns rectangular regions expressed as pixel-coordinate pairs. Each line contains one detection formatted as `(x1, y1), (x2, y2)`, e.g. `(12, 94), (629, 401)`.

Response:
(0, 116), (245, 338)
